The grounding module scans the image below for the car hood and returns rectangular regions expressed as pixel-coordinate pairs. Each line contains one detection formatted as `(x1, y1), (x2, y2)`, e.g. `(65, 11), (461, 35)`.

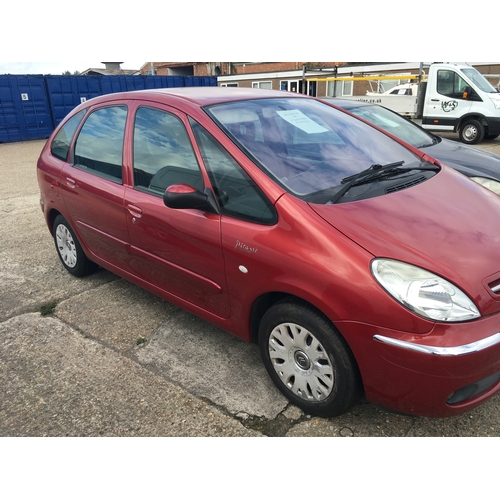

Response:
(310, 166), (500, 315)
(425, 138), (500, 180)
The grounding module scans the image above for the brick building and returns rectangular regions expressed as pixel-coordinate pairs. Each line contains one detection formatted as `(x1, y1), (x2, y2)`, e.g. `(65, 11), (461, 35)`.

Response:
(139, 62), (341, 77)
(139, 62), (500, 97)
(217, 62), (500, 97)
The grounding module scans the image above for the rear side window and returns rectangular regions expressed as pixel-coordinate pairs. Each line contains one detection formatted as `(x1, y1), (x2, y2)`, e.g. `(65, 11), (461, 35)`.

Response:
(133, 106), (202, 195)
(74, 106), (127, 183)
(50, 110), (86, 161)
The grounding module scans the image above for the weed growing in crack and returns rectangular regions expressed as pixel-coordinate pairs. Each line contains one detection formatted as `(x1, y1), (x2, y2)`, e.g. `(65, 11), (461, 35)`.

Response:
(40, 300), (58, 316)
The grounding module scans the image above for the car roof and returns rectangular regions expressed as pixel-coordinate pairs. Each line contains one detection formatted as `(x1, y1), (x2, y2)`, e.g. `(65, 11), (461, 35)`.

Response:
(85, 86), (306, 108)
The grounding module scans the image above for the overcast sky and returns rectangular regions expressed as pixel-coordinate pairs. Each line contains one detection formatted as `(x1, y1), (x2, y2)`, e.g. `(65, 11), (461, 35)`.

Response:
(0, 61), (146, 75)
(1, 4), (497, 76)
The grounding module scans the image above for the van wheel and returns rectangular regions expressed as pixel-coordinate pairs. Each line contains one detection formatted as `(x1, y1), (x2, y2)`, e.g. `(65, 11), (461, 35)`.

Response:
(459, 119), (485, 144)
(258, 298), (363, 417)
(53, 215), (96, 277)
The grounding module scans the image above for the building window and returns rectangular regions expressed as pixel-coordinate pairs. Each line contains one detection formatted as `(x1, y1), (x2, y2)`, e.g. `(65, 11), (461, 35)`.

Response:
(327, 80), (353, 97)
(252, 81), (272, 89)
(220, 83), (238, 87)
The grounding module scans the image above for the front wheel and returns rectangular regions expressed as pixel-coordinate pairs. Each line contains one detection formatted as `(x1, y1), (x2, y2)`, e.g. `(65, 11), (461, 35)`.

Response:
(258, 299), (363, 417)
(53, 215), (97, 277)
(459, 119), (485, 144)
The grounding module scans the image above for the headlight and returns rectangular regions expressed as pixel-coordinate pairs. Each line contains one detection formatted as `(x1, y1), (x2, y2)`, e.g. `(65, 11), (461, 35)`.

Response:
(488, 95), (500, 109)
(371, 259), (480, 322)
(470, 176), (500, 196)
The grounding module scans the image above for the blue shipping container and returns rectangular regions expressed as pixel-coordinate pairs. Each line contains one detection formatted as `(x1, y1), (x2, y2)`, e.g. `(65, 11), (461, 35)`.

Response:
(45, 75), (101, 127)
(1, 73), (217, 143)
(0, 75), (53, 142)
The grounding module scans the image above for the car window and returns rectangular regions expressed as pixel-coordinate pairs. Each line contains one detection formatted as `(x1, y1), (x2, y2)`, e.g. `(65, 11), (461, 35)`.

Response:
(50, 110), (87, 161)
(346, 105), (435, 148)
(133, 106), (203, 195)
(190, 118), (277, 225)
(74, 106), (127, 183)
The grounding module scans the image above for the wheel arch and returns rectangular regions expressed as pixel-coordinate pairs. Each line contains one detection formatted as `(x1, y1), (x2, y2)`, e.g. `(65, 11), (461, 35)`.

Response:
(457, 113), (489, 132)
(47, 208), (63, 236)
(250, 292), (345, 346)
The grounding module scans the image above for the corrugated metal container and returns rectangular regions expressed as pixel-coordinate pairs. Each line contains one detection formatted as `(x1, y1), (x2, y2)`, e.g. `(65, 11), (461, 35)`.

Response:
(144, 75), (185, 89)
(1, 74), (218, 143)
(0, 75), (53, 142)
(183, 76), (217, 87)
(45, 75), (101, 126)
(0, 75), (21, 142)
(183, 77), (202, 87)
(100, 75), (146, 94)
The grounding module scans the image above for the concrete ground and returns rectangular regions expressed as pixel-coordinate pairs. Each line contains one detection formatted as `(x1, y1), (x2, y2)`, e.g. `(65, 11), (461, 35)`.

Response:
(2, 134), (500, 437)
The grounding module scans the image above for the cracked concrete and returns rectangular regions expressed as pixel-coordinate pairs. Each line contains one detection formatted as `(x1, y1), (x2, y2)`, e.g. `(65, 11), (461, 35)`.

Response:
(2, 137), (500, 437)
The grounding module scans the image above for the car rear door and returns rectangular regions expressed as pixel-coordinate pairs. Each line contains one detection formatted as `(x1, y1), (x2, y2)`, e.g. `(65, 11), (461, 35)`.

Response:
(60, 103), (137, 274)
(124, 102), (230, 318)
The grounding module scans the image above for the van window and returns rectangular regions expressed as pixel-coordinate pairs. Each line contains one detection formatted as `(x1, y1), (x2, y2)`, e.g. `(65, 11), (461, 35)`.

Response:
(437, 70), (469, 99)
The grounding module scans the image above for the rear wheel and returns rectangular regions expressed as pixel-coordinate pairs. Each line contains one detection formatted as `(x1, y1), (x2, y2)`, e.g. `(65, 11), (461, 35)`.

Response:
(53, 215), (97, 277)
(258, 298), (363, 417)
(459, 119), (485, 144)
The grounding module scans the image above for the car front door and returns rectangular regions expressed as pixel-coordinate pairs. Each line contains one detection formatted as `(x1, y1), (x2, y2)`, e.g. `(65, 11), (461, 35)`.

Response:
(124, 103), (230, 318)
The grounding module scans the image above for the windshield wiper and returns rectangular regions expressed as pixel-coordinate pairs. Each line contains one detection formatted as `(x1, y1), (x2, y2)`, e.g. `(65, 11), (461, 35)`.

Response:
(328, 161), (439, 204)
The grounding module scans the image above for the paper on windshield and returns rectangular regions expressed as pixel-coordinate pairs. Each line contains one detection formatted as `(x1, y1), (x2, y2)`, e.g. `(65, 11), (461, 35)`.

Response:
(277, 110), (329, 134)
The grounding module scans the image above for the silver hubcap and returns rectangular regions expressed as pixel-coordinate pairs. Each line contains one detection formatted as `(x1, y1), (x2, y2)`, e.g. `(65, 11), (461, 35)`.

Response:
(55, 224), (77, 268)
(463, 125), (478, 141)
(268, 323), (334, 402)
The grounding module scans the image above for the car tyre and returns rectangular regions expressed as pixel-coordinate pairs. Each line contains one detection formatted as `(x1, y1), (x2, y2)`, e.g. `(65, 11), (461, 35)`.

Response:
(53, 215), (97, 277)
(258, 298), (363, 417)
(459, 119), (485, 144)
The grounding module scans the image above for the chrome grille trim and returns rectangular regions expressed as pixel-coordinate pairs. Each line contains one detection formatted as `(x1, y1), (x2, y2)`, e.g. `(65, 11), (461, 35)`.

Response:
(491, 284), (500, 293)
(373, 332), (500, 356)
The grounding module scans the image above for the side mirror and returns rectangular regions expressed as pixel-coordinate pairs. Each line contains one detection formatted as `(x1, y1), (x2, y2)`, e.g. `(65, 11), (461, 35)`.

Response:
(163, 184), (219, 214)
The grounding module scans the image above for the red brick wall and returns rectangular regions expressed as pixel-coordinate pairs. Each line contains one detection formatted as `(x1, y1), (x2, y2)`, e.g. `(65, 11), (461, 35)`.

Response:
(141, 62), (344, 76)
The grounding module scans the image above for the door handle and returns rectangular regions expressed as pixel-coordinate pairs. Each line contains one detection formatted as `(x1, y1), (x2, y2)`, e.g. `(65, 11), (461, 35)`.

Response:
(127, 204), (143, 219)
(431, 99), (439, 102)
(66, 177), (76, 189)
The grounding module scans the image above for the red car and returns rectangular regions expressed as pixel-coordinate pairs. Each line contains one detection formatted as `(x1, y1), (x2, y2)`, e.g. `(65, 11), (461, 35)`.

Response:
(37, 87), (500, 418)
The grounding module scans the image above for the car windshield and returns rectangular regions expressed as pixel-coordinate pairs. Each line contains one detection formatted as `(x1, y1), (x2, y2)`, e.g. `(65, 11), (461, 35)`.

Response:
(344, 103), (437, 149)
(461, 68), (498, 93)
(205, 97), (420, 199)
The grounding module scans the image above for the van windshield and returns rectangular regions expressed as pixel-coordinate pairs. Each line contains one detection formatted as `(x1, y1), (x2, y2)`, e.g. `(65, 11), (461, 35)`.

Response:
(205, 97), (421, 199)
(461, 68), (498, 93)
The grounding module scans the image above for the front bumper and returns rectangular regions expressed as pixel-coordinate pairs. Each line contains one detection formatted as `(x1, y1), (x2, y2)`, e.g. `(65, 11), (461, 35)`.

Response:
(486, 116), (500, 136)
(339, 314), (500, 417)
